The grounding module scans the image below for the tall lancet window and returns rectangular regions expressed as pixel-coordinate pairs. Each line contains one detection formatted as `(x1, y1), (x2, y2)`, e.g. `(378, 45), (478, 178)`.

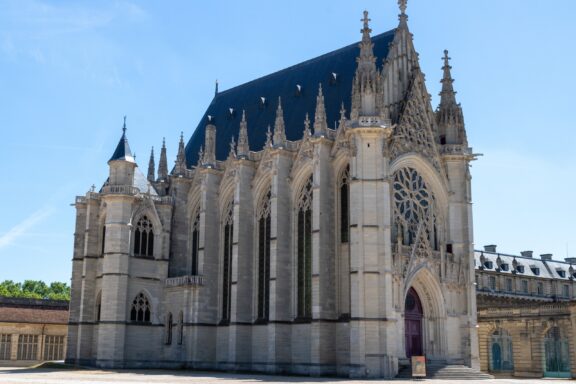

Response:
(134, 215), (154, 258)
(339, 165), (350, 243)
(257, 189), (271, 322)
(338, 165), (351, 318)
(297, 176), (313, 320)
(221, 201), (234, 324)
(191, 211), (200, 275)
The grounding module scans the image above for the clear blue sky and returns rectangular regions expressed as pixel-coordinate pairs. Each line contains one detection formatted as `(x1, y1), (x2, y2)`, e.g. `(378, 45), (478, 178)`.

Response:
(0, 0), (575, 283)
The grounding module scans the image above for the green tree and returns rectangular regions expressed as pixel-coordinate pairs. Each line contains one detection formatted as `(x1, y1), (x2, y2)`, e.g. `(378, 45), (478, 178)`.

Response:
(0, 280), (70, 301)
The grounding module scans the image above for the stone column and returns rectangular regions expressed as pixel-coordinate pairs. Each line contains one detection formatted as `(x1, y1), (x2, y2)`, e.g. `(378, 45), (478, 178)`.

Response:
(347, 126), (396, 378)
(96, 194), (132, 368)
(267, 151), (293, 372)
(310, 138), (336, 375)
(229, 161), (254, 369)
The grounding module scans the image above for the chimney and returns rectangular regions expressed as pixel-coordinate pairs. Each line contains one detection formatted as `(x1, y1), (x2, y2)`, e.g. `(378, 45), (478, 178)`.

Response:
(540, 254), (553, 261)
(520, 250), (533, 258)
(565, 257), (576, 264)
(484, 245), (497, 253)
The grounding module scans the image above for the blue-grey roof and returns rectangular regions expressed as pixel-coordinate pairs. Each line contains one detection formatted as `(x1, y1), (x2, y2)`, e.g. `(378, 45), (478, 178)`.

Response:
(109, 129), (134, 162)
(185, 29), (396, 166)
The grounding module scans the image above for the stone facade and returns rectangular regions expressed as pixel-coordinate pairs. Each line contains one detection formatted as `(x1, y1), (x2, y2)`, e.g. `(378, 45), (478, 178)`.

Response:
(67, 5), (479, 378)
(0, 297), (68, 366)
(476, 246), (576, 378)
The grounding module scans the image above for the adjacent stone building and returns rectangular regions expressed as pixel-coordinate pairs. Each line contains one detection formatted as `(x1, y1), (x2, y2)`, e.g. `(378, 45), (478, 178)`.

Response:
(67, 3), (480, 378)
(475, 245), (576, 378)
(0, 297), (68, 366)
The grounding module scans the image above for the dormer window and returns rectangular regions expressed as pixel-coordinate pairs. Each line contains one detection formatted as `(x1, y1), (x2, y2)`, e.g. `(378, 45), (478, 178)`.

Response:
(483, 261), (493, 269)
(516, 265), (525, 274)
(500, 263), (509, 272)
(557, 269), (566, 278)
(530, 267), (540, 276)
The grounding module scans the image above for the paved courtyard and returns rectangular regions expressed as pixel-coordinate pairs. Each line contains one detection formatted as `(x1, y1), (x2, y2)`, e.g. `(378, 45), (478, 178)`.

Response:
(0, 368), (570, 384)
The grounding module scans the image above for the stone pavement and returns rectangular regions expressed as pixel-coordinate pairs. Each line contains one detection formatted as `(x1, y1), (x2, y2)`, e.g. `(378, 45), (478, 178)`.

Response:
(0, 368), (570, 384)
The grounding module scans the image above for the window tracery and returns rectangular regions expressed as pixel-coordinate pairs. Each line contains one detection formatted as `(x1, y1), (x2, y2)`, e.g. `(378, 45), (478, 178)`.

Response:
(130, 292), (151, 323)
(257, 189), (271, 321)
(297, 176), (313, 319)
(221, 200), (234, 324)
(393, 167), (438, 250)
(133, 215), (154, 257)
(191, 211), (200, 275)
(339, 165), (350, 243)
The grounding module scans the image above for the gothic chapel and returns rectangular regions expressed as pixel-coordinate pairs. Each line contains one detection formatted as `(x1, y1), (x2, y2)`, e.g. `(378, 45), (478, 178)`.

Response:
(67, 2), (479, 378)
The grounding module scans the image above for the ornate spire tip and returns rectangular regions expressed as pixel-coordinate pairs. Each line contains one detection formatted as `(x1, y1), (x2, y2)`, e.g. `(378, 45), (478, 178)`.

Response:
(398, 0), (407, 15)
(122, 116), (127, 133)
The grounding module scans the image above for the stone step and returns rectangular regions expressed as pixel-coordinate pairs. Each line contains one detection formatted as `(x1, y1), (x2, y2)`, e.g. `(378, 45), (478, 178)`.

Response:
(396, 364), (494, 380)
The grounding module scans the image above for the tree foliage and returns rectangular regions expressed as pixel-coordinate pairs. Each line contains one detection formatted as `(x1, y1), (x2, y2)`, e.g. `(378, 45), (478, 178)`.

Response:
(0, 280), (70, 301)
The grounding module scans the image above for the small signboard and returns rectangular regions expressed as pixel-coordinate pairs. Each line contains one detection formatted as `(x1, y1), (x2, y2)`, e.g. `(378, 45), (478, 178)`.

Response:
(411, 355), (426, 378)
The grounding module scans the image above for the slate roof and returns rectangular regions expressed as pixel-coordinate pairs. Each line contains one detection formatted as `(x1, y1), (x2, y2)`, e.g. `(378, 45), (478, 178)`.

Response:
(109, 129), (134, 163)
(185, 29), (396, 167)
(474, 250), (573, 280)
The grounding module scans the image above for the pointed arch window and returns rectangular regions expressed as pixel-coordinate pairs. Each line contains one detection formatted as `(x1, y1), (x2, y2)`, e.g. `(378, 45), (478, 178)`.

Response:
(221, 201), (234, 324)
(130, 292), (151, 323)
(177, 311), (184, 345)
(165, 312), (173, 345)
(297, 176), (313, 320)
(257, 189), (271, 322)
(101, 225), (106, 255)
(191, 211), (200, 275)
(133, 215), (154, 258)
(339, 165), (350, 243)
(95, 292), (102, 322)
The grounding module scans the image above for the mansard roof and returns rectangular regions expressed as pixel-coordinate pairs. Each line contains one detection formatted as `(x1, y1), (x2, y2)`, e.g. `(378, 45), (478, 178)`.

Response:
(185, 29), (396, 167)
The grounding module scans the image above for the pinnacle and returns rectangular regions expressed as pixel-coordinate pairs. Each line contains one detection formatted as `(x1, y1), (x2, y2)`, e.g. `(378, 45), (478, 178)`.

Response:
(439, 49), (457, 106)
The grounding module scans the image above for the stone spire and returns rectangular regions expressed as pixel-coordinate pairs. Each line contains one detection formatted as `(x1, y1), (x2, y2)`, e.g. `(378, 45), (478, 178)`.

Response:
(158, 138), (168, 181)
(237, 110), (250, 158)
(147, 147), (155, 182)
(313, 83), (327, 136)
(265, 125), (272, 148)
(273, 97), (286, 147)
(228, 136), (236, 159)
(350, 11), (382, 120)
(439, 50), (457, 107)
(303, 113), (311, 138)
(174, 132), (187, 175)
(436, 50), (467, 146)
(203, 122), (217, 165)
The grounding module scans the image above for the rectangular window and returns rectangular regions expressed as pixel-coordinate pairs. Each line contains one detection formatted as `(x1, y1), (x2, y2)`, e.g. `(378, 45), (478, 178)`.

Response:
(563, 284), (570, 298)
(0, 334), (11, 360)
(506, 278), (512, 292)
(43, 335), (65, 361)
(522, 280), (528, 293)
(17, 335), (38, 360)
(489, 276), (496, 291)
(537, 282), (544, 295)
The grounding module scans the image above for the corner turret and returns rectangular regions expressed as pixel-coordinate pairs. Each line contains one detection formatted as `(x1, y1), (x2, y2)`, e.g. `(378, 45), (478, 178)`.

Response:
(108, 117), (136, 186)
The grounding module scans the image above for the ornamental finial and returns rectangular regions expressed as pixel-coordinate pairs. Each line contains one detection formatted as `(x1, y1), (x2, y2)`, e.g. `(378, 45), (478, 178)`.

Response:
(362, 10), (370, 30)
(122, 115), (127, 133)
(398, 0), (407, 15)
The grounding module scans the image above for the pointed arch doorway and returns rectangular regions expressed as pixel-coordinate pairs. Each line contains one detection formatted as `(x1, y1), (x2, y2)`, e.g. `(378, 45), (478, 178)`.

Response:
(405, 287), (424, 357)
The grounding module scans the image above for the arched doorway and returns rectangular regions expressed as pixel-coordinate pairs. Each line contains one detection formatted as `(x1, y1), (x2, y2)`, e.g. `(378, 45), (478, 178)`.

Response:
(405, 287), (423, 357)
(489, 329), (513, 371)
(544, 326), (570, 378)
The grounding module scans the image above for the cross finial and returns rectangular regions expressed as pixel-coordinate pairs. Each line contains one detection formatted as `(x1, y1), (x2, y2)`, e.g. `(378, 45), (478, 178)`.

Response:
(362, 10), (371, 29)
(122, 115), (127, 133)
(398, 0), (407, 15)
(443, 49), (450, 65)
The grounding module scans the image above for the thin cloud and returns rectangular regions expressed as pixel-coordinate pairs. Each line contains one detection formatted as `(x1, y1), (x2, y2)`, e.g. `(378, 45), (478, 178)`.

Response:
(0, 207), (55, 249)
